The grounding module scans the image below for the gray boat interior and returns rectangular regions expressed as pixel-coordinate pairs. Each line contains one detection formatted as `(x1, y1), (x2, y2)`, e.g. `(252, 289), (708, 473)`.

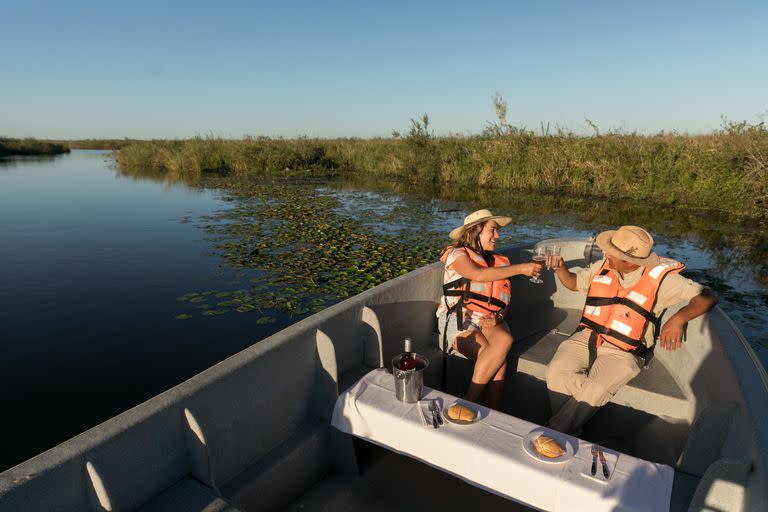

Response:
(1, 239), (766, 512)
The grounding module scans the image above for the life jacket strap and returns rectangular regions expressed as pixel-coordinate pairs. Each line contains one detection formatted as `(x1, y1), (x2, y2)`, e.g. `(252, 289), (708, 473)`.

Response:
(587, 330), (599, 372)
(584, 296), (659, 323)
(443, 280), (507, 309)
(578, 317), (642, 348)
(576, 325), (655, 372)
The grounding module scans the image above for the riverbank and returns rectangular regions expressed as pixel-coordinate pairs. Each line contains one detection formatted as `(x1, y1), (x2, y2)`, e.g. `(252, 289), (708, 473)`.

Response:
(0, 137), (70, 157)
(116, 123), (768, 219)
(63, 139), (141, 150)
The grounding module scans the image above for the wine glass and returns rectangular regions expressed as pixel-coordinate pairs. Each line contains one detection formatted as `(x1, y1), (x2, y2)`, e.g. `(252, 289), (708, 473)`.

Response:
(545, 245), (561, 270)
(530, 246), (546, 284)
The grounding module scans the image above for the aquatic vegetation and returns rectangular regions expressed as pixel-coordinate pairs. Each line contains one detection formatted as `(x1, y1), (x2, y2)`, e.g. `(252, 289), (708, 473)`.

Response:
(0, 137), (69, 156)
(173, 178), (446, 321)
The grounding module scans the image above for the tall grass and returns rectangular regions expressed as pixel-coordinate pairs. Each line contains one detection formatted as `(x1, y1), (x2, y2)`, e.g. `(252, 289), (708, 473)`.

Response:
(116, 121), (768, 219)
(60, 139), (140, 150)
(0, 137), (70, 156)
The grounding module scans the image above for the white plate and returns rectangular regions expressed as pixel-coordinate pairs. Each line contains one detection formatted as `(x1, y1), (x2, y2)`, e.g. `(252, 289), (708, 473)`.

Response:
(442, 401), (480, 425)
(522, 428), (575, 464)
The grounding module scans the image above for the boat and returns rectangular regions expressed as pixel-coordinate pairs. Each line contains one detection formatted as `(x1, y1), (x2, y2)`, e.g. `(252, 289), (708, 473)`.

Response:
(1, 238), (766, 511)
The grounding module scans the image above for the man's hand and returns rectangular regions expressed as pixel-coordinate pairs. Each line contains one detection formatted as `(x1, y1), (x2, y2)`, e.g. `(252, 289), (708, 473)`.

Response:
(553, 258), (578, 291)
(550, 255), (564, 270)
(658, 290), (717, 352)
(659, 316), (686, 351)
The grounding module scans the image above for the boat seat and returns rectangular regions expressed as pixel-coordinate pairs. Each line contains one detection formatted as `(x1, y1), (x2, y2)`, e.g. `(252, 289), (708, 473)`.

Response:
(435, 306), (689, 420)
(509, 307), (689, 419)
(670, 470), (701, 512)
(686, 459), (752, 512)
(83, 458), (237, 512)
(218, 420), (336, 511)
(135, 477), (241, 512)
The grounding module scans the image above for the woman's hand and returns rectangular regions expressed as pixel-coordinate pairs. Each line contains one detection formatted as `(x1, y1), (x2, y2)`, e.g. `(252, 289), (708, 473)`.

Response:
(516, 262), (541, 280)
(478, 312), (503, 329)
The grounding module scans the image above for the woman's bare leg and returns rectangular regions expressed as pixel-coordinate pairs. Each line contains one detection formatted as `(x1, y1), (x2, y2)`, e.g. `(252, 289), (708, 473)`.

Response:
(454, 329), (487, 361)
(454, 330), (490, 403)
(453, 322), (514, 408)
(474, 322), (514, 409)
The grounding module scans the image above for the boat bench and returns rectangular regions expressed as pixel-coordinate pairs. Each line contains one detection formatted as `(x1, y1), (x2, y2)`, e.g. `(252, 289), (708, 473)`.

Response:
(0, 310), (356, 512)
(135, 476), (239, 512)
(506, 305), (690, 420)
(430, 304), (690, 421)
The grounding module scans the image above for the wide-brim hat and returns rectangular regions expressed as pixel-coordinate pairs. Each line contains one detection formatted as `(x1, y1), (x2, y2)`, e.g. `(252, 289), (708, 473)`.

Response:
(595, 225), (660, 267)
(449, 209), (512, 240)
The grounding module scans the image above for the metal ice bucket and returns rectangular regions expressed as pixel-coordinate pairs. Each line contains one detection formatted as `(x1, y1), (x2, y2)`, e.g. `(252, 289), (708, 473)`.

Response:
(391, 354), (429, 403)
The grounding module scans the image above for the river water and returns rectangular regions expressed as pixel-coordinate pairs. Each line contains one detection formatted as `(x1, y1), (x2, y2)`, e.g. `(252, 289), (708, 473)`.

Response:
(1, 150), (766, 471)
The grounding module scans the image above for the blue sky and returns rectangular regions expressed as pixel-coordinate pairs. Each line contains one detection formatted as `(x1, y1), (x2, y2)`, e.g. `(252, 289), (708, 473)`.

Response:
(1, 0), (766, 139)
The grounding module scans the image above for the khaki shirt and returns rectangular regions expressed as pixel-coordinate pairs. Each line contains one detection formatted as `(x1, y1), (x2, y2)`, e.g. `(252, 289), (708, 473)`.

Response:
(573, 258), (705, 347)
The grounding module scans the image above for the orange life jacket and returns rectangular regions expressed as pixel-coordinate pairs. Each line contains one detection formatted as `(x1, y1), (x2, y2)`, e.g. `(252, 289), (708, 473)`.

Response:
(578, 257), (685, 364)
(439, 246), (512, 328)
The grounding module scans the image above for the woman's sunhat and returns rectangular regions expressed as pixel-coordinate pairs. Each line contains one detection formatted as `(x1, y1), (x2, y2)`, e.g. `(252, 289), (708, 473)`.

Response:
(449, 209), (512, 240)
(595, 225), (661, 267)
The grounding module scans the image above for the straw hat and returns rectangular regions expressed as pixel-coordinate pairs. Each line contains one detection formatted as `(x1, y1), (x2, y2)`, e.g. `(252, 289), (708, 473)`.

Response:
(595, 226), (661, 267)
(449, 209), (512, 240)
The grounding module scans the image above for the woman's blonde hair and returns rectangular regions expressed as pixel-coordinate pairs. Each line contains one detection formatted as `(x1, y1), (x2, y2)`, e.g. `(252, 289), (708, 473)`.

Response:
(441, 221), (487, 258)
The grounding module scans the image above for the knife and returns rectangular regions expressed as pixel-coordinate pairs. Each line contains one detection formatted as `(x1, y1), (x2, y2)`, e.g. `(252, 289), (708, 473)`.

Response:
(433, 401), (444, 425)
(590, 444), (598, 476)
(598, 448), (609, 478)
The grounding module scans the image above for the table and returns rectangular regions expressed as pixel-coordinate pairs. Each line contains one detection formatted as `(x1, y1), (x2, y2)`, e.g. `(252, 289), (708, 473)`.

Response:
(331, 368), (673, 512)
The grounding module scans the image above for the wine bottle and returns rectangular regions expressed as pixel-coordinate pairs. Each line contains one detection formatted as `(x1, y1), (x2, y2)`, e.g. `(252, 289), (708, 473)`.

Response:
(399, 338), (416, 371)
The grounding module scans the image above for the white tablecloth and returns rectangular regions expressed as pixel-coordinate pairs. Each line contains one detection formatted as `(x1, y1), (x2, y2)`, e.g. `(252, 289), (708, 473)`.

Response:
(331, 368), (673, 512)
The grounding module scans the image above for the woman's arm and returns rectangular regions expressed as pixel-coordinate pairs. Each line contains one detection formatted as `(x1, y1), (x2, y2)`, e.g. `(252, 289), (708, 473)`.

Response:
(450, 253), (541, 281)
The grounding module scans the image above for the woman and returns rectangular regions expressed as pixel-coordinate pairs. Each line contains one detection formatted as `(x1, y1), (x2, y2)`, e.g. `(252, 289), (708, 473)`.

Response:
(437, 209), (540, 410)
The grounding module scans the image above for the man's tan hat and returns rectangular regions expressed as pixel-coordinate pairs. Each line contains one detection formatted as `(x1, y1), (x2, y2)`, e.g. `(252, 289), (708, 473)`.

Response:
(449, 209), (512, 240)
(595, 225), (661, 267)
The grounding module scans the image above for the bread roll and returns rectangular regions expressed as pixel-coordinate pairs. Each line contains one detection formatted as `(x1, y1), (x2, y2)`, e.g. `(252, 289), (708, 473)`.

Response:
(447, 404), (477, 422)
(533, 435), (565, 458)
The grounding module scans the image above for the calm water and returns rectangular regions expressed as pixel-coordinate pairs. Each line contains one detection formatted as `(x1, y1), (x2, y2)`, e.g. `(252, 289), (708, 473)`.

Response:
(1, 151), (766, 471)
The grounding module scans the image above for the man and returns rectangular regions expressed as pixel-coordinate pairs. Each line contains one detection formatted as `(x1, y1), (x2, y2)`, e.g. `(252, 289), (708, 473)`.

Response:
(546, 225), (717, 435)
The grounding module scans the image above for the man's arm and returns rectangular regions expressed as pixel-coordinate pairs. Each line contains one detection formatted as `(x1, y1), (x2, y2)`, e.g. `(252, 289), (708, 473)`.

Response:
(553, 256), (578, 291)
(658, 289), (718, 351)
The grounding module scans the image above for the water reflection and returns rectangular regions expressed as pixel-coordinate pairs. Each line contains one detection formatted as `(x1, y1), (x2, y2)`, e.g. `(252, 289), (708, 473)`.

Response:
(0, 154), (61, 168)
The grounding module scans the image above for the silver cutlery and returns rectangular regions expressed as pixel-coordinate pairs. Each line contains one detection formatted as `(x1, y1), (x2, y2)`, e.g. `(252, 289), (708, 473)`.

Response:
(590, 444), (598, 476)
(433, 401), (444, 425)
(598, 448), (609, 478)
(428, 402), (439, 429)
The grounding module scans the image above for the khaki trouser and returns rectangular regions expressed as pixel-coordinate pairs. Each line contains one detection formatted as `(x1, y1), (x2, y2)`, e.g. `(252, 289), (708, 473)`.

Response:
(546, 329), (642, 435)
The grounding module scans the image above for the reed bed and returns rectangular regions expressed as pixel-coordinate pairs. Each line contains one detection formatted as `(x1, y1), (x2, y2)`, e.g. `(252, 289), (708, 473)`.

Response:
(0, 137), (70, 156)
(116, 123), (768, 219)
(61, 139), (140, 150)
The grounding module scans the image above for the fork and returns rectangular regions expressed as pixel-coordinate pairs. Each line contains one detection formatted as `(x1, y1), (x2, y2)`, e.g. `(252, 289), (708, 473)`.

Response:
(428, 402), (439, 429)
(590, 444), (598, 476)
